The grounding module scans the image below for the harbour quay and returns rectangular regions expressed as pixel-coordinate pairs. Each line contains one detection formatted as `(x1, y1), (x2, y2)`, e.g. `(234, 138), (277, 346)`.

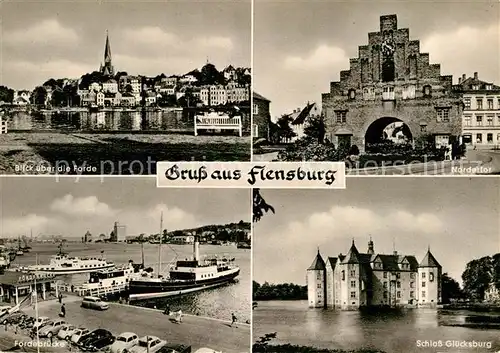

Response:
(23, 295), (250, 353)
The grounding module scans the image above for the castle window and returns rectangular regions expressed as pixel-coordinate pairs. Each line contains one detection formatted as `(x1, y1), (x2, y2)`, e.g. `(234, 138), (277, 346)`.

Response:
(422, 273), (426, 279)
(410, 291), (414, 298)
(423, 85), (432, 97)
(422, 291), (426, 298)
(397, 291), (401, 298)
(436, 108), (450, 122)
(464, 98), (471, 110)
(342, 270), (345, 281)
(350, 280), (356, 288)
(429, 273), (435, 282)
(363, 87), (375, 100)
(350, 291), (356, 298)
(317, 283), (322, 288)
(350, 270), (356, 277)
(422, 281), (426, 287)
(382, 86), (395, 100)
(488, 99), (494, 110)
(316, 272), (321, 280)
(402, 85), (416, 100)
(335, 111), (347, 123)
(348, 89), (356, 100)
(397, 282), (401, 288)
(476, 98), (483, 110)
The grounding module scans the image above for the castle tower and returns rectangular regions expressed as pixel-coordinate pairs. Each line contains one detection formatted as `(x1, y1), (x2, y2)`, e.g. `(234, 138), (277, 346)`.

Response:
(340, 240), (362, 310)
(417, 247), (442, 308)
(367, 237), (374, 255)
(307, 249), (327, 308)
(100, 31), (115, 76)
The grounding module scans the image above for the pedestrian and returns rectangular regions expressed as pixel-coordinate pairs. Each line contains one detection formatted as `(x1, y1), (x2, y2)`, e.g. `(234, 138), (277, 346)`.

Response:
(231, 313), (237, 327)
(50, 332), (53, 345)
(163, 304), (171, 315)
(60, 303), (66, 318)
(58, 293), (62, 304)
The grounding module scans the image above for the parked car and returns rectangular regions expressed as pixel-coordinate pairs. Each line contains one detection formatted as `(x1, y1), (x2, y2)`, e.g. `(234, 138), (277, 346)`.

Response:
(157, 344), (192, 353)
(193, 349), (222, 353)
(57, 324), (77, 340)
(81, 296), (109, 310)
(125, 336), (167, 353)
(110, 332), (139, 353)
(78, 328), (115, 352)
(71, 328), (91, 345)
(31, 316), (51, 331)
(38, 319), (65, 337)
(1, 312), (26, 325)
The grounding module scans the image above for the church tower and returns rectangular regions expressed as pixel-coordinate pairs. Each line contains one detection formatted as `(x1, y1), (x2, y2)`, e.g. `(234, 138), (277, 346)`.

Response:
(100, 31), (115, 76)
(417, 247), (442, 308)
(367, 237), (375, 255)
(307, 249), (327, 308)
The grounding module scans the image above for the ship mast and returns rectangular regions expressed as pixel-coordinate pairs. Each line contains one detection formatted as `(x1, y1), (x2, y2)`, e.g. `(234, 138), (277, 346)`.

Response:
(157, 212), (163, 278)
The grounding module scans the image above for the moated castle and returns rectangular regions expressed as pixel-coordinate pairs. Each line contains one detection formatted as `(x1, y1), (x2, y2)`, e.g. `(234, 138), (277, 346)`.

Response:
(307, 239), (441, 310)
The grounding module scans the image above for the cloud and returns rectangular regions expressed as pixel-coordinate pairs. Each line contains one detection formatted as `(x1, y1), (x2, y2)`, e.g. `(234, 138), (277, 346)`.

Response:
(421, 24), (500, 83)
(1, 214), (55, 236)
(3, 19), (79, 46)
(50, 195), (116, 217)
(254, 206), (445, 284)
(284, 45), (348, 71)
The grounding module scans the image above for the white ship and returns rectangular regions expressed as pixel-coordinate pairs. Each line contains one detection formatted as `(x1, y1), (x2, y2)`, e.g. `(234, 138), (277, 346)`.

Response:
(18, 244), (115, 275)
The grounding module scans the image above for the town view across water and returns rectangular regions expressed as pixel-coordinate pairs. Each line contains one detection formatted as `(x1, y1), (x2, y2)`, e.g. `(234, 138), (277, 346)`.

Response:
(10, 241), (251, 323)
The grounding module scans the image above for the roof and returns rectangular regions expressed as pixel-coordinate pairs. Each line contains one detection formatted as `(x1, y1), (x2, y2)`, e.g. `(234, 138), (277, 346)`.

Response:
(0, 271), (56, 286)
(307, 251), (326, 270)
(456, 76), (500, 92)
(291, 103), (317, 125)
(419, 250), (442, 268)
(327, 257), (338, 271)
(253, 92), (270, 102)
(342, 241), (361, 264)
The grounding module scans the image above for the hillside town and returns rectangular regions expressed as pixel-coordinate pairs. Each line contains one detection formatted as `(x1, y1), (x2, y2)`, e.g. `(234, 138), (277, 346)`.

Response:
(0, 34), (250, 110)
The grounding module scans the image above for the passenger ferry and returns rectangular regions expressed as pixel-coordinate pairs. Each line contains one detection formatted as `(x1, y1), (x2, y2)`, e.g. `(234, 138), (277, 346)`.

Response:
(128, 235), (239, 301)
(18, 244), (115, 275)
(77, 261), (145, 296)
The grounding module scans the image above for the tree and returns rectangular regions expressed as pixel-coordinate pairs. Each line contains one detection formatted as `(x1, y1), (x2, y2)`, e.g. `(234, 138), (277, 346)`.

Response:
(462, 256), (492, 301)
(31, 86), (47, 105)
(276, 115), (296, 143)
(441, 273), (463, 304)
(0, 86), (14, 103)
(199, 63), (224, 85)
(303, 115), (326, 144)
(253, 189), (275, 223)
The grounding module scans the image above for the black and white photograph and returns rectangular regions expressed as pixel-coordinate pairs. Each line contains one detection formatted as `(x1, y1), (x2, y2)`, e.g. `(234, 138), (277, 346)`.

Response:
(0, 178), (251, 353)
(252, 178), (500, 352)
(252, 0), (500, 176)
(0, 0), (251, 175)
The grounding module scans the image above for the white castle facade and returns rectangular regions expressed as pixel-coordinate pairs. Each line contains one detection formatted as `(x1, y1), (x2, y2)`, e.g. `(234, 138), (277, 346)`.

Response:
(307, 239), (442, 310)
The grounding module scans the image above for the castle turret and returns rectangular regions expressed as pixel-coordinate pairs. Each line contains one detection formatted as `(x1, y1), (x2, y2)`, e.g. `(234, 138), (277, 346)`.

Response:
(341, 240), (362, 310)
(417, 247), (442, 307)
(307, 249), (326, 308)
(367, 237), (374, 255)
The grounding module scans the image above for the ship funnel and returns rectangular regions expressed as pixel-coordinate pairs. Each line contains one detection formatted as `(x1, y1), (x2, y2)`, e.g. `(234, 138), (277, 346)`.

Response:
(193, 235), (200, 262)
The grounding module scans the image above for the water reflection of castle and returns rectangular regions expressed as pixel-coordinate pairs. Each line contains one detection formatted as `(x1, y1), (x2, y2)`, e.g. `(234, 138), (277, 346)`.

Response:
(307, 239), (442, 310)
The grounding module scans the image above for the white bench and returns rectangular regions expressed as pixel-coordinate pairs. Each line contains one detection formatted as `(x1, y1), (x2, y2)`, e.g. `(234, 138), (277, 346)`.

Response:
(0, 118), (7, 134)
(194, 114), (242, 137)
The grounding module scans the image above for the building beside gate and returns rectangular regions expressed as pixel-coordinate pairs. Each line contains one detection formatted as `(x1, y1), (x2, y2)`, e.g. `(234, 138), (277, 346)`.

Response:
(321, 14), (462, 152)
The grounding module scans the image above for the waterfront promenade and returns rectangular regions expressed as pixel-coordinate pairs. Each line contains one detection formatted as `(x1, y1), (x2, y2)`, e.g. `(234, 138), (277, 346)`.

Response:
(19, 296), (250, 353)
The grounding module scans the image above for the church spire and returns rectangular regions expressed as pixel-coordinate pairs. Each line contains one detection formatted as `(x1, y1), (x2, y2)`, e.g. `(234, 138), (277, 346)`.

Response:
(100, 30), (114, 76)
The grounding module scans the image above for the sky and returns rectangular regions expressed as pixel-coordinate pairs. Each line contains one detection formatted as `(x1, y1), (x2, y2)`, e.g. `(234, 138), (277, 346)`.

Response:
(0, 177), (250, 239)
(253, 177), (500, 286)
(0, 0), (251, 90)
(254, 0), (500, 120)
